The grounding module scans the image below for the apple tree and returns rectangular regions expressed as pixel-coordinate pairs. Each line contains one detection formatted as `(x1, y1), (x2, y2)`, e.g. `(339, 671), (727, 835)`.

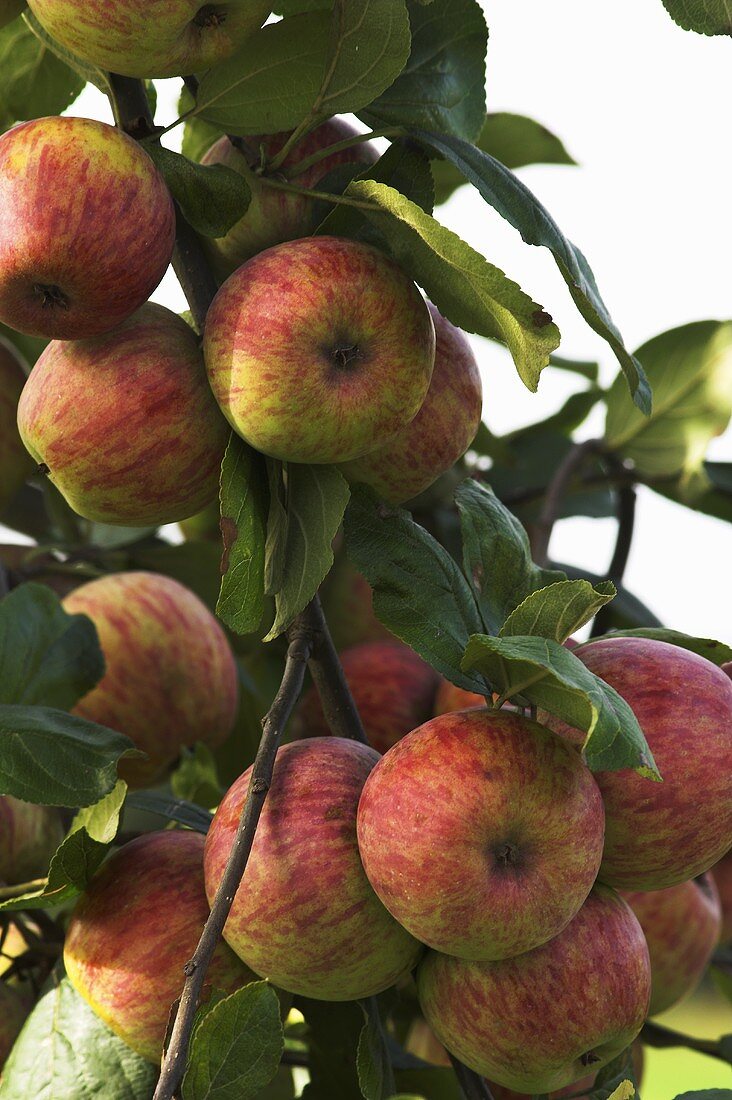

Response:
(0, 1), (731, 1099)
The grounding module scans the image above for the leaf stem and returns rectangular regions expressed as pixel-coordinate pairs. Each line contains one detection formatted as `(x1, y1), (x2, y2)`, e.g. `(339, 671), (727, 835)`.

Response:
(281, 128), (401, 179)
(530, 440), (601, 566)
(258, 174), (381, 211)
(0, 878), (47, 901)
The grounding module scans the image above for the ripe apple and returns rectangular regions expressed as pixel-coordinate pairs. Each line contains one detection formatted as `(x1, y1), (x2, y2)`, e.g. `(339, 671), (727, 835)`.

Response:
(64, 830), (253, 1062)
(711, 849), (732, 945)
(294, 640), (439, 754)
(543, 637), (732, 890)
(0, 116), (175, 339)
(357, 709), (605, 961)
(0, 795), (64, 885)
(417, 886), (651, 1094)
(200, 118), (379, 278)
(433, 679), (487, 715)
(486, 1039), (645, 1099)
(203, 235), (436, 464)
(62, 572), (238, 787)
(26, 0), (271, 78)
(340, 304), (483, 503)
(0, 338), (31, 513)
(17, 304), (229, 527)
(0, 980), (30, 1068)
(204, 738), (423, 1000)
(622, 873), (721, 1016)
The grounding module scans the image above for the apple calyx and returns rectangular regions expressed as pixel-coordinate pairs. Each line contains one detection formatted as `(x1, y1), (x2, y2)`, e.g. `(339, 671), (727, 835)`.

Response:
(33, 283), (69, 311)
(194, 5), (227, 29)
(493, 842), (522, 870)
(580, 1051), (602, 1067)
(330, 342), (364, 371)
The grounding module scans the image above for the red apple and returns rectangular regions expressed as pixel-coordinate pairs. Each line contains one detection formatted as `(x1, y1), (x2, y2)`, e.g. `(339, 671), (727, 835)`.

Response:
(487, 1039), (644, 1099)
(64, 830), (253, 1062)
(0, 337), (31, 513)
(204, 738), (422, 1000)
(340, 303), (483, 503)
(17, 304), (229, 526)
(63, 572), (238, 787)
(0, 116), (175, 339)
(203, 235), (436, 464)
(544, 638), (732, 890)
(0, 980), (31, 1068)
(0, 795), (64, 885)
(711, 849), (732, 945)
(433, 679), (487, 715)
(357, 709), (605, 961)
(417, 886), (651, 1094)
(294, 640), (439, 754)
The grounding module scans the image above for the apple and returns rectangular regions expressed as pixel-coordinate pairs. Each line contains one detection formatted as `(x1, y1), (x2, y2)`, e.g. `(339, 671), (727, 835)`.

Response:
(486, 1039), (644, 1099)
(0, 116), (175, 339)
(0, 980), (30, 1068)
(543, 637), (732, 890)
(200, 118), (379, 278)
(339, 304), (483, 503)
(433, 680), (487, 715)
(204, 737), (423, 1000)
(17, 304), (229, 527)
(357, 709), (605, 961)
(63, 572), (238, 787)
(417, 885), (651, 1094)
(203, 235), (436, 464)
(711, 849), (732, 945)
(64, 830), (253, 1062)
(0, 338), (31, 514)
(622, 873), (721, 1016)
(0, 795), (64, 885)
(26, 0), (271, 78)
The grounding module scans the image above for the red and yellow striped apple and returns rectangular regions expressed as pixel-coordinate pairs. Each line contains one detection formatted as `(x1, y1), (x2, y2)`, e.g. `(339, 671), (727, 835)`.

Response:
(0, 795), (63, 885)
(0, 338), (31, 513)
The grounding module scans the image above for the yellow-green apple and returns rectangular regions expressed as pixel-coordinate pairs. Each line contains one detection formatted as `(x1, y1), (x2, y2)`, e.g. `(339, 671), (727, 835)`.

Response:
(200, 119), (379, 278)
(0, 981), (31, 1068)
(203, 235), (436, 464)
(0, 795), (64, 885)
(294, 640), (439, 754)
(17, 304), (229, 526)
(621, 873), (721, 1016)
(340, 304), (482, 503)
(64, 830), (253, 1062)
(26, 0), (271, 78)
(0, 116), (175, 339)
(0, 338), (31, 513)
(62, 572), (238, 787)
(543, 637), (732, 890)
(318, 552), (394, 651)
(204, 737), (423, 1000)
(417, 886), (650, 1094)
(711, 849), (732, 944)
(0, 1), (25, 28)
(356, 709), (605, 960)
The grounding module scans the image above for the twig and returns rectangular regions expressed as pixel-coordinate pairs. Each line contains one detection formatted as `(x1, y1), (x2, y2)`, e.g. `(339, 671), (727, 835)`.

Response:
(530, 439), (601, 565)
(640, 1020), (724, 1061)
(0, 878), (47, 901)
(449, 1052), (495, 1100)
(258, 174), (381, 211)
(591, 479), (637, 638)
(282, 127), (401, 179)
(301, 594), (368, 745)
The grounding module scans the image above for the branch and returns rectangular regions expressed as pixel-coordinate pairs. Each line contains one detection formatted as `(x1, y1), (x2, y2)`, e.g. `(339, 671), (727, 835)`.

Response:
(449, 1052), (496, 1100)
(590, 477), (637, 638)
(640, 1020), (726, 1061)
(529, 439), (601, 566)
(301, 594), (368, 744)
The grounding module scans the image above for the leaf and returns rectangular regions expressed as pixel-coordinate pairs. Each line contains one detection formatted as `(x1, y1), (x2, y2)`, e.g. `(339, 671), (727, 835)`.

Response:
(461, 635), (659, 777)
(0, 322), (47, 369)
(346, 180), (561, 392)
(501, 580), (616, 643)
(21, 10), (109, 95)
(182, 982), (283, 1100)
(356, 1000), (395, 1100)
(142, 144), (251, 238)
(264, 464), (350, 641)
(171, 744), (223, 810)
(129, 540), (223, 614)
(605, 320), (732, 482)
(0, 976), (157, 1099)
(343, 486), (487, 693)
(0, 16), (84, 129)
(605, 1085), (634, 1100)
(0, 583), (104, 709)
(296, 998), (363, 1100)
(124, 790), (213, 833)
(669, 1094), (732, 1099)
(217, 435), (268, 637)
(597, 628), (732, 666)
(652, 459), (732, 522)
(549, 353), (600, 382)
(0, 705), (133, 806)
(361, 0), (487, 141)
(409, 129), (652, 414)
(590, 1045), (640, 1100)
(393, 1068), (461, 1099)
(661, 0), (732, 34)
(179, 86), (225, 162)
(555, 562), (663, 630)
(454, 480), (566, 633)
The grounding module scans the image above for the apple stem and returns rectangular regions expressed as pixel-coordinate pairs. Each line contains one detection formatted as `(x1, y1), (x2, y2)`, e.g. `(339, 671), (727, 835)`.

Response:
(530, 439), (601, 566)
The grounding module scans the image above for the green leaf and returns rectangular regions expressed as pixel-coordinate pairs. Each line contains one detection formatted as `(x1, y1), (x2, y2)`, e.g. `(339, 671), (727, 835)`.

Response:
(0, 15), (84, 129)
(501, 579), (616, 643)
(217, 435), (268, 637)
(21, 10), (109, 95)
(124, 790), (213, 833)
(0, 976), (157, 1098)
(462, 634), (659, 777)
(410, 129), (652, 414)
(346, 180), (561, 392)
(597, 628), (732, 666)
(180, 86), (225, 162)
(142, 144), (251, 238)
(356, 1000), (396, 1100)
(0, 705), (132, 806)
(513, 387), (604, 440)
(670, 1094), (732, 1099)
(0, 583), (104, 709)
(555, 562), (663, 630)
(0, 322), (47, 368)
(297, 998), (363, 1100)
(182, 982), (284, 1100)
(549, 353), (600, 382)
(661, 0), (732, 34)
(343, 486), (486, 693)
(653, 459), (732, 522)
(605, 320), (732, 482)
(454, 480), (566, 633)
(264, 464), (350, 641)
(432, 111), (576, 204)
(129, 540), (223, 614)
(361, 0), (487, 141)
(171, 743), (223, 810)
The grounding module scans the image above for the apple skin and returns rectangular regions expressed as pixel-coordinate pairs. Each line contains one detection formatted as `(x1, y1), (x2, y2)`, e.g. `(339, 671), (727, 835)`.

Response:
(203, 235), (436, 464)
(201, 119), (379, 278)
(357, 709), (605, 961)
(543, 638), (732, 890)
(64, 831), (253, 1063)
(0, 338), (31, 513)
(17, 304), (229, 527)
(0, 795), (64, 885)
(487, 1039), (644, 1099)
(26, 0), (271, 78)
(0, 116), (175, 339)
(417, 885), (651, 1094)
(711, 849), (732, 945)
(0, 981), (31, 1068)
(433, 680), (486, 715)
(340, 304), (483, 503)
(204, 737), (423, 1000)
(294, 640), (439, 754)
(622, 873), (721, 1016)
(62, 572), (238, 788)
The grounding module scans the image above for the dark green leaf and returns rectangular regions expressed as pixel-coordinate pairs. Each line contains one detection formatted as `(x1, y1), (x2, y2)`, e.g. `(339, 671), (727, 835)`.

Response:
(297, 998), (363, 1100)
(21, 10), (109, 94)
(512, 387), (604, 439)
(264, 460), (289, 597)
(661, 0), (732, 34)
(171, 744), (223, 810)
(0, 15), (84, 129)
(142, 144), (251, 237)
(356, 1000), (395, 1100)
(549, 353), (600, 382)
(217, 435), (268, 636)
(124, 790), (213, 833)
(597, 628), (732, 666)
(501, 579), (616, 643)
(0, 323), (47, 369)
(652, 460), (732, 523)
